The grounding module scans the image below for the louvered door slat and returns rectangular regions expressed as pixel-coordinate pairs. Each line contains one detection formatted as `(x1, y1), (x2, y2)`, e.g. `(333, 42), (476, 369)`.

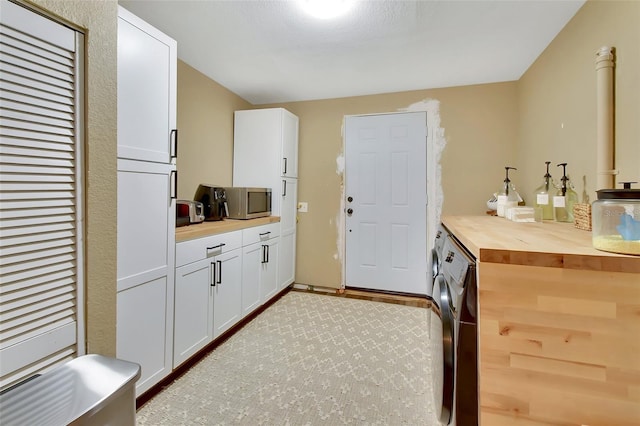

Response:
(1, 310), (75, 348)
(1, 288), (75, 322)
(0, 269), (73, 295)
(0, 26), (74, 62)
(1, 276), (74, 303)
(0, 246), (74, 265)
(0, 0), (83, 391)
(0, 109), (74, 131)
(0, 99), (74, 121)
(0, 206), (74, 220)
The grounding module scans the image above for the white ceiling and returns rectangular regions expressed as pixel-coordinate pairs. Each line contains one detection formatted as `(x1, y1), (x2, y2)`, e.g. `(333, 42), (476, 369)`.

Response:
(118, 0), (586, 105)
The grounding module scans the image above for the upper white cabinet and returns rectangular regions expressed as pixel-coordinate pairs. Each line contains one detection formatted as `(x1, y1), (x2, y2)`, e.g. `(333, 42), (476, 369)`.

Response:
(116, 6), (177, 397)
(117, 6), (177, 164)
(233, 108), (299, 290)
(233, 108), (299, 215)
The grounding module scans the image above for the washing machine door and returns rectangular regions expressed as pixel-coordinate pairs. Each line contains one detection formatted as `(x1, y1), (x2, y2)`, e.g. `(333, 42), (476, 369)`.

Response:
(430, 274), (455, 425)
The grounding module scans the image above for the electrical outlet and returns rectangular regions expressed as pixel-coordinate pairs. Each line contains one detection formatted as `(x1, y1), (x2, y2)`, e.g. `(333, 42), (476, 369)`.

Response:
(298, 202), (308, 213)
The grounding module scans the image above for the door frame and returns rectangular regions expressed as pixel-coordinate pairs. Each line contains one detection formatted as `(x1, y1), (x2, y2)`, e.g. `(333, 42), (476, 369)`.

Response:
(339, 103), (443, 291)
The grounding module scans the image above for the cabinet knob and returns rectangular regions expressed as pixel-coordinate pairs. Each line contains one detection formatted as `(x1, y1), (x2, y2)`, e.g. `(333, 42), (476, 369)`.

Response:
(347, 208), (353, 216)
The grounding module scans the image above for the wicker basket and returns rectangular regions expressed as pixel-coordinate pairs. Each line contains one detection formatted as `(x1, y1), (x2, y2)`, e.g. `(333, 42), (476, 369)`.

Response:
(573, 203), (592, 231)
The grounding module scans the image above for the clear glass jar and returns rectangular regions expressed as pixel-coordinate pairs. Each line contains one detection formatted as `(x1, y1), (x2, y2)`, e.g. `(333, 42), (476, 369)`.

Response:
(592, 185), (640, 256)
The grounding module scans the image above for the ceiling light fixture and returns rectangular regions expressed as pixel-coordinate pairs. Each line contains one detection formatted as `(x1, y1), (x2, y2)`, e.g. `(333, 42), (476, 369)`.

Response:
(298, 0), (355, 19)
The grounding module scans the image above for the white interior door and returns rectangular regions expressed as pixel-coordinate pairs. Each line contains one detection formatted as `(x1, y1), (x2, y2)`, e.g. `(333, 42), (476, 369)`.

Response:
(345, 112), (427, 295)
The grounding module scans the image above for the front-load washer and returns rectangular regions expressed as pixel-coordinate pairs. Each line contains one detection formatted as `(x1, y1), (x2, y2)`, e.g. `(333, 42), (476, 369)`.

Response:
(430, 234), (478, 425)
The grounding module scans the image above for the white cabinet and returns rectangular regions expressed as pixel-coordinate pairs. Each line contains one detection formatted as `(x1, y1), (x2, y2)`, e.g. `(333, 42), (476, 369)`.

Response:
(212, 248), (243, 338)
(174, 231), (242, 368)
(117, 6), (177, 164)
(116, 6), (177, 396)
(233, 108), (299, 215)
(241, 223), (280, 315)
(173, 259), (211, 367)
(279, 178), (297, 289)
(234, 108), (299, 290)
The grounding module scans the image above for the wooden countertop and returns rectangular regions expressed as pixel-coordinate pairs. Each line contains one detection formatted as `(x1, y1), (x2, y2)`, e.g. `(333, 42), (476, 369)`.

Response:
(442, 215), (640, 273)
(175, 216), (280, 243)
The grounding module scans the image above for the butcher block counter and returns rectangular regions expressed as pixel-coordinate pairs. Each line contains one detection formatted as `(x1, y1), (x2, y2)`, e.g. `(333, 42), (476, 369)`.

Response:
(175, 216), (280, 243)
(442, 215), (640, 426)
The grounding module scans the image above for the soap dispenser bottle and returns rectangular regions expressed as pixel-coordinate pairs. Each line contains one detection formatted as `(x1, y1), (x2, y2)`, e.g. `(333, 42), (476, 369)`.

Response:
(534, 161), (556, 220)
(553, 163), (578, 222)
(496, 166), (519, 217)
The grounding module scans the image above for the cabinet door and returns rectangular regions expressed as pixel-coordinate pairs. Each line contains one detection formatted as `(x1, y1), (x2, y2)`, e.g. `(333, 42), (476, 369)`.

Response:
(278, 229), (296, 289)
(116, 158), (175, 396)
(281, 109), (299, 178)
(117, 159), (175, 290)
(261, 239), (279, 303)
(213, 249), (243, 338)
(116, 277), (170, 396)
(117, 6), (176, 164)
(281, 178), (298, 235)
(173, 259), (213, 368)
(242, 243), (262, 316)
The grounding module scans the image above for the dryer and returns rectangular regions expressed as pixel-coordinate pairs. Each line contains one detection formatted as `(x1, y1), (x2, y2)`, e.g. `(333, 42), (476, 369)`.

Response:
(430, 231), (478, 425)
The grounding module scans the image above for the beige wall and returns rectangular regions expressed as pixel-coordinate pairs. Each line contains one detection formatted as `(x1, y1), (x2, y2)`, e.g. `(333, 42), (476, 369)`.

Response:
(269, 83), (518, 288)
(517, 0), (640, 203)
(21, 0), (639, 352)
(176, 61), (252, 198)
(27, 0), (119, 354)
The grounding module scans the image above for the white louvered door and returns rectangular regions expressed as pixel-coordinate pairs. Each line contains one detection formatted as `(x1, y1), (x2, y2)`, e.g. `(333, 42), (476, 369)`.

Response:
(0, 0), (85, 390)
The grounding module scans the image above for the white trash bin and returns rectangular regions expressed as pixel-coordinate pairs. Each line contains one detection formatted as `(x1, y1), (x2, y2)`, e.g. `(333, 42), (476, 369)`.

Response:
(0, 354), (141, 425)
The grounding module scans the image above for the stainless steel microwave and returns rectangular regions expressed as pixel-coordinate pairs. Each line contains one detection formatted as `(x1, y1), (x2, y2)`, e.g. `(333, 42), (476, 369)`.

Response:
(225, 187), (272, 219)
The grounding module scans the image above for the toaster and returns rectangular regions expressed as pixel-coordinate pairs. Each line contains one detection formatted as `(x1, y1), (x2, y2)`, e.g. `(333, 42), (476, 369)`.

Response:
(176, 200), (205, 226)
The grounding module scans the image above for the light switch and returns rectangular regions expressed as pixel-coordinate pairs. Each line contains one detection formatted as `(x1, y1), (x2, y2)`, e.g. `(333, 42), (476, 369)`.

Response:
(298, 202), (308, 213)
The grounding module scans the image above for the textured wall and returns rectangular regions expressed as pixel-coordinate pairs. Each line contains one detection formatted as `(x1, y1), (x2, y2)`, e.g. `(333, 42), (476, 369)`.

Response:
(176, 61), (251, 199)
(269, 83), (518, 288)
(27, 0), (118, 355)
(517, 0), (640, 203)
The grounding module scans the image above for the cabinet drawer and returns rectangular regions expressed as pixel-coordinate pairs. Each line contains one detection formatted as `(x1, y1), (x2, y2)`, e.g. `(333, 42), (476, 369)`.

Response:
(242, 223), (280, 247)
(176, 230), (242, 267)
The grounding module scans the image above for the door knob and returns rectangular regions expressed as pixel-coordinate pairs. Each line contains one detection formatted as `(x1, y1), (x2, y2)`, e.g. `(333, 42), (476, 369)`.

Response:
(347, 208), (353, 216)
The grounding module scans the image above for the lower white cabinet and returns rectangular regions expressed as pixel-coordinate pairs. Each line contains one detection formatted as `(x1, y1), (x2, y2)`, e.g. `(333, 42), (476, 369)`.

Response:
(241, 223), (280, 314)
(173, 231), (242, 368)
(173, 259), (212, 367)
(212, 248), (242, 338)
(116, 276), (172, 396)
(173, 222), (284, 369)
(278, 177), (297, 289)
(116, 159), (175, 396)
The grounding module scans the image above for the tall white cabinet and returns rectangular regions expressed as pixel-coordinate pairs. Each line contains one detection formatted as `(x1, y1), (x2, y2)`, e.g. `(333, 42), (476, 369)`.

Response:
(233, 108), (299, 290)
(116, 6), (177, 397)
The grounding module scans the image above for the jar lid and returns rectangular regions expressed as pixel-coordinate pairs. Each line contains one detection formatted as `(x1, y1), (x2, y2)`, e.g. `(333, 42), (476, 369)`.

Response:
(596, 189), (640, 200)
